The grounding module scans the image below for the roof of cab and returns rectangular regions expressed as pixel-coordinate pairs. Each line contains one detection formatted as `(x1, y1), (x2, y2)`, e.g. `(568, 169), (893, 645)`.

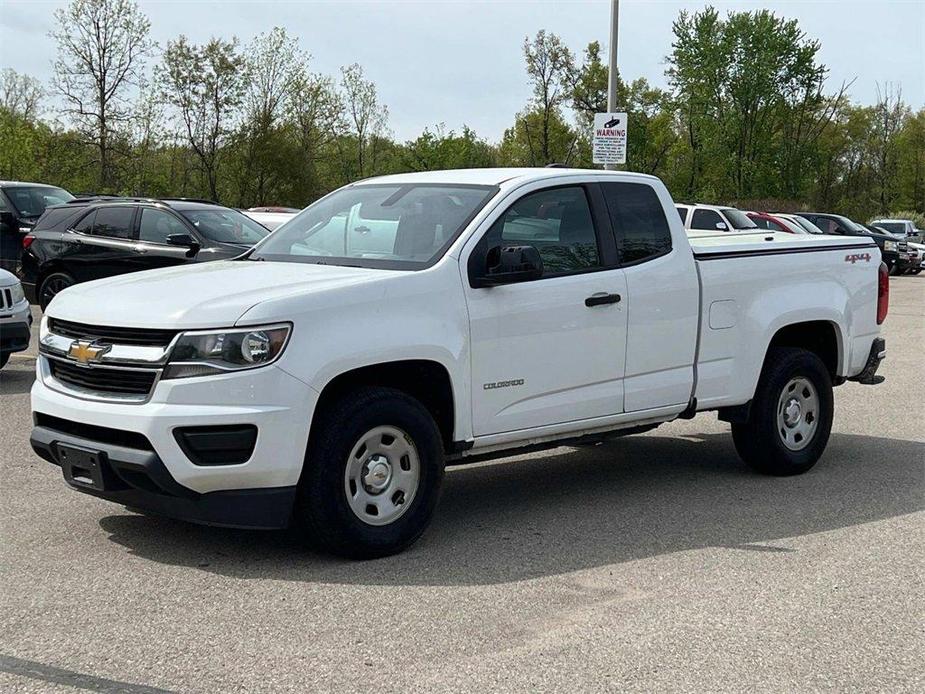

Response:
(356, 167), (659, 187)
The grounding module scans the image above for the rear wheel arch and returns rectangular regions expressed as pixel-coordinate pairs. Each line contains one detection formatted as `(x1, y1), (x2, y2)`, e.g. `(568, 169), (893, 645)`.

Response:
(763, 320), (841, 381)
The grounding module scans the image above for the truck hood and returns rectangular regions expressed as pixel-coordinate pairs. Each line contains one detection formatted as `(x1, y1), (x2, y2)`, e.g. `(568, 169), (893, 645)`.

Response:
(47, 260), (404, 328)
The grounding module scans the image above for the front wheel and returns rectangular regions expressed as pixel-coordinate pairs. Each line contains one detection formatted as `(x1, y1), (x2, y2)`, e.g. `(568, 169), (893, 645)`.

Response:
(295, 387), (445, 558)
(732, 347), (834, 476)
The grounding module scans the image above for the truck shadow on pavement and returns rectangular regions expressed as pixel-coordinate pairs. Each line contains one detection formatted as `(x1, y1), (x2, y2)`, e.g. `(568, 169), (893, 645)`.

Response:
(97, 430), (924, 586)
(0, 361), (35, 396)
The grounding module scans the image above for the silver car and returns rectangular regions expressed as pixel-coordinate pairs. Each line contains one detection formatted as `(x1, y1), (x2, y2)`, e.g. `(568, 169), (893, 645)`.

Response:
(0, 268), (31, 369)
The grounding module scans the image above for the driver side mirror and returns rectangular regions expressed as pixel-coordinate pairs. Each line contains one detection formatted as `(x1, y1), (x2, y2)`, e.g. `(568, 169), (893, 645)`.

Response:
(715, 221), (728, 231)
(473, 245), (544, 287)
(166, 233), (201, 257)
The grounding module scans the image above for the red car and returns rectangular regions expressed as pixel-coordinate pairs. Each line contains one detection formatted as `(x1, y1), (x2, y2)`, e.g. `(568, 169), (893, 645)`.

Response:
(746, 211), (803, 233)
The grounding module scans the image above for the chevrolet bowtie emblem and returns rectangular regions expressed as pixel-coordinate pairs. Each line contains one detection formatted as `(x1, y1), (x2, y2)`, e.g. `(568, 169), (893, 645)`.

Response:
(67, 340), (110, 365)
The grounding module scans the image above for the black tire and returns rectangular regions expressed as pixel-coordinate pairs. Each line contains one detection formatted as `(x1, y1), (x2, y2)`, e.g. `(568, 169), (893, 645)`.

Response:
(0, 352), (9, 369)
(731, 347), (833, 476)
(295, 387), (445, 558)
(39, 271), (76, 311)
(911, 269), (922, 275)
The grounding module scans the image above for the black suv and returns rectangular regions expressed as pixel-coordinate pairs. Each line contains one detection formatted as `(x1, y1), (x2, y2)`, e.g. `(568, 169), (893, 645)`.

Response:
(19, 198), (270, 309)
(796, 212), (907, 273)
(0, 181), (75, 271)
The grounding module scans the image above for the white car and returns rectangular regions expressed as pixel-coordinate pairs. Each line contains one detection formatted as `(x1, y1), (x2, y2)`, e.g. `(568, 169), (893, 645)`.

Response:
(0, 267), (31, 369)
(676, 203), (759, 233)
(243, 208), (298, 231)
(30, 168), (888, 557)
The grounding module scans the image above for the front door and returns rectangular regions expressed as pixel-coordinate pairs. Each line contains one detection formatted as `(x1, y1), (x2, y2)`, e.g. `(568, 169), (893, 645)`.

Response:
(464, 184), (628, 437)
(134, 206), (200, 270)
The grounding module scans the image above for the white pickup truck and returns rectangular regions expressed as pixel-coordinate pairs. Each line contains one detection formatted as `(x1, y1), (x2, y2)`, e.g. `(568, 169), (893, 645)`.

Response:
(30, 168), (889, 557)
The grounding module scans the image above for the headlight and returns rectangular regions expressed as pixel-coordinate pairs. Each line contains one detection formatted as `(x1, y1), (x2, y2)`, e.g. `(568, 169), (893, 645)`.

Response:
(163, 324), (291, 379)
(8, 283), (25, 304)
(884, 240), (897, 251)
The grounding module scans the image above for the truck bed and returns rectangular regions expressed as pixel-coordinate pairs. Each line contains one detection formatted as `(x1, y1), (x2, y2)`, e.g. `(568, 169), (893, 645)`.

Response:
(689, 229), (881, 413)
(688, 230), (876, 258)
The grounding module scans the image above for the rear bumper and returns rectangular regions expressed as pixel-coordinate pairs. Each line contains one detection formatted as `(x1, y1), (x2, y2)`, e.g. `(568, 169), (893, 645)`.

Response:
(31, 422), (296, 529)
(848, 337), (886, 385)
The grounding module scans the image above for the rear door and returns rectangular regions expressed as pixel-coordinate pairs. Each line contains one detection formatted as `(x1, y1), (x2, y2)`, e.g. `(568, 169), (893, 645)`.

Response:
(600, 181), (700, 411)
(66, 205), (139, 281)
(464, 182), (628, 436)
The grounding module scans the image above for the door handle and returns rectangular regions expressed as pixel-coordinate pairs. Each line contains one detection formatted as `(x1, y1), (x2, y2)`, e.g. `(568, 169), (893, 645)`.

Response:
(354, 225), (371, 234)
(585, 292), (621, 307)
(132, 245), (147, 254)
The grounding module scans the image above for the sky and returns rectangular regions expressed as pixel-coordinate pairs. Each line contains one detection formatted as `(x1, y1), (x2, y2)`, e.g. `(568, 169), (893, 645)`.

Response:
(1, 0), (923, 142)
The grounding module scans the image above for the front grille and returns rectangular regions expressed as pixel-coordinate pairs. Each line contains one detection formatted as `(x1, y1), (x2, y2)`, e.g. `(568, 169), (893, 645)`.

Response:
(0, 288), (11, 311)
(49, 318), (178, 347)
(48, 359), (157, 396)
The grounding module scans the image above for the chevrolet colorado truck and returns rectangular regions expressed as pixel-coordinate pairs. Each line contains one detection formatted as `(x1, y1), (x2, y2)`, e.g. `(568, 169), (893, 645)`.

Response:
(29, 168), (889, 558)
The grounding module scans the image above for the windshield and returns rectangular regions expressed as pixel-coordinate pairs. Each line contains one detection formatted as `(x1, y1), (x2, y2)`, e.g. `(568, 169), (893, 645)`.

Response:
(874, 222), (906, 235)
(720, 208), (758, 229)
(4, 186), (74, 218)
(786, 215), (823, 234)
(251, 184), (498, 268)
(180, 208), (269, 246)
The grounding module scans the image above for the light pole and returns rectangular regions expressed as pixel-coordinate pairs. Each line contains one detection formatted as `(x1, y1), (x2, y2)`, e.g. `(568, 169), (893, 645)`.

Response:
(606, 0), (620, 171)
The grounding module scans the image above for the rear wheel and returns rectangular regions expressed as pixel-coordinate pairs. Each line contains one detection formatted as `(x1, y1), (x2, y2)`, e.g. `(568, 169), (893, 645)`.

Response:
(295, 387), (445, 558)
(39, 272), (75, 311)
(732, 347), (833, 476)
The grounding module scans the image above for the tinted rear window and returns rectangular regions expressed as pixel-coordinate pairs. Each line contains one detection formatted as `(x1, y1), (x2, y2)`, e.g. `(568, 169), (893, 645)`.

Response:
(602, 182), (672, 263)
(33, 207), (84, 232)
(92, 207), (135, 239)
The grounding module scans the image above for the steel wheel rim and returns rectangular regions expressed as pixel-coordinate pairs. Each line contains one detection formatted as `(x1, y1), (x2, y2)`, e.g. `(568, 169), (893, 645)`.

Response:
(344, 425), (420, 526)
(776, 377), (819, 451)
(42, 277), (72, 304)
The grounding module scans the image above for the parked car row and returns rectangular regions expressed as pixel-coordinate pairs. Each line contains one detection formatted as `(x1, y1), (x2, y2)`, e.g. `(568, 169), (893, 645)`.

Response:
(17, 196), (271, 309)
(674, 199), (923, 276)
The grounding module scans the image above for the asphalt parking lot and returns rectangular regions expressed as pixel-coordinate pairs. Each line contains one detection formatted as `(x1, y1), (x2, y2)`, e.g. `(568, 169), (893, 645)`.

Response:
(1, 278), (922, 693)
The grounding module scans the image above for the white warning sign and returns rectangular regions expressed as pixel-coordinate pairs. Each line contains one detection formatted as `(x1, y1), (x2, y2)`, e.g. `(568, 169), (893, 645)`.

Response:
(592, 112), (627, 165)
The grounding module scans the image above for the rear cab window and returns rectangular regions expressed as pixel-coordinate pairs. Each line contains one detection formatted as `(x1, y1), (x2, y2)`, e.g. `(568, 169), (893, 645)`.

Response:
(601, 182), (672, 264)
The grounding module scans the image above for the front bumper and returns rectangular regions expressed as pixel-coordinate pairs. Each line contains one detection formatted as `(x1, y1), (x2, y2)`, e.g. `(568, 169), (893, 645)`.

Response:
(32, 360), (318, 509)
(31, 420), (296, 528)
(0, 299), (32, 354)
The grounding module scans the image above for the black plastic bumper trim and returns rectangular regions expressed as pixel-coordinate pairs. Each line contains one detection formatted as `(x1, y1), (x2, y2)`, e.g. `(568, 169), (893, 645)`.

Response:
(848, 337), (886, 385)
(30, 424), (295, 529)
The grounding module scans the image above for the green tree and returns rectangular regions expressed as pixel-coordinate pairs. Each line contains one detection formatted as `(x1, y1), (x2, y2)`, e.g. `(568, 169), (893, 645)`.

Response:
(50, 0), (154, 190)
(159, 36), (246, 201)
